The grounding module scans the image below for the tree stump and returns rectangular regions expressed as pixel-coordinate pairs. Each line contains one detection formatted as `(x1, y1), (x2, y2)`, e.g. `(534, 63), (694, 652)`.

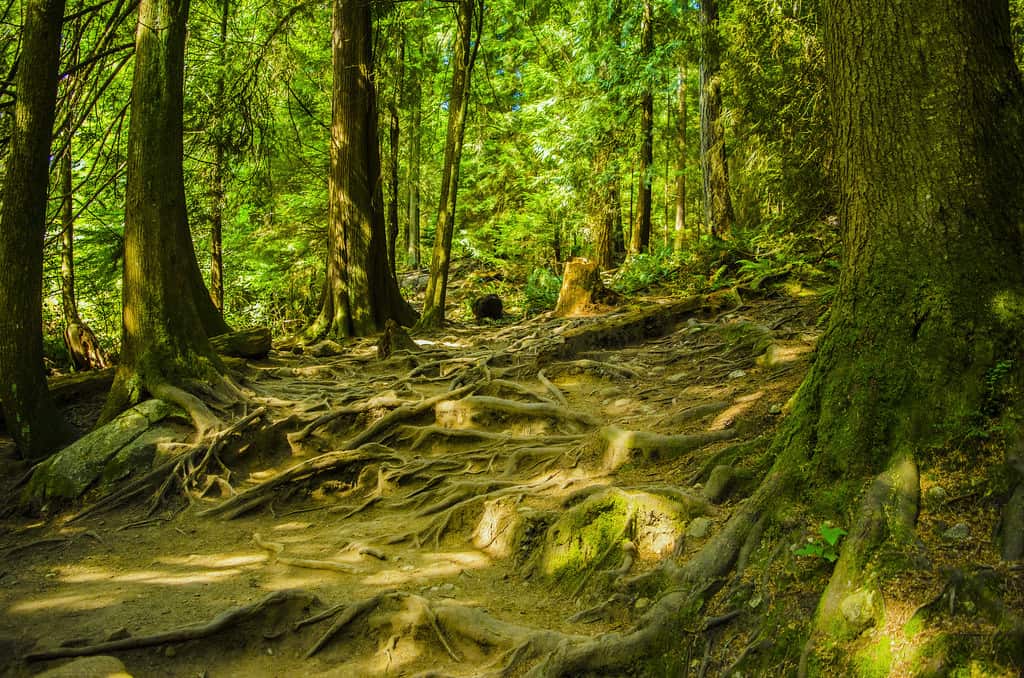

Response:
(554, 259), (619, 317)
(377, 319), (421, 359)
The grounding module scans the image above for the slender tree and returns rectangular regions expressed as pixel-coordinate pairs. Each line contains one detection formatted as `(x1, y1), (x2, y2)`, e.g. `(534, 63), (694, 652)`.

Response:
(0, 0), (73, 460)
(420, 0), (483, 327)
(629, 0), (654, 254)
(209, 0), (231, 314)
(385, 32), (404, 277)
(305, 0), (417, 340)
(101, 0), (229, 430)
(673, 56), (688, 250)
(698, 0), (733, 238)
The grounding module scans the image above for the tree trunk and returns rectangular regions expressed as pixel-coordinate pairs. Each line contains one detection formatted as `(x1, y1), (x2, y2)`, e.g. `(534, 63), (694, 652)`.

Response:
(594, 177), (616, 270)
(420, 0), (482, 327)
(102, 0), (227, 426)
(406, 55), (422, 268)
(673, 56), (687, 251)
(61, 137), (109, 372)
(629, 0), (654, 254)
(209, 0), (230, 314)
(386, 33), (404, 277)
(611, 182), (624, 256)
(305, 0), (417, 341)
(0, 0), (73, 459)
(699, 0), (733, 239)
(776, 0), (1024, 662)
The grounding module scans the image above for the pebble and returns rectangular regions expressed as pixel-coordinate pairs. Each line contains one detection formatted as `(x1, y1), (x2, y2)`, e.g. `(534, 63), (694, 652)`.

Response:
(686, 517), (712, 539)
(634, 597), (651, 611)
(769, 403), (783, 415)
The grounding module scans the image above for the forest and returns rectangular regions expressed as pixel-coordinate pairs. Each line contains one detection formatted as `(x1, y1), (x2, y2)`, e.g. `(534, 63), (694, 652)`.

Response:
(1, 0), (1023, 675)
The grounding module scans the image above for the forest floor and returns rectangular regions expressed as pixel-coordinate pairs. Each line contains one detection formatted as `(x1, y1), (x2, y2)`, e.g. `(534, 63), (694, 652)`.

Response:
(0, 278), (1018, 677)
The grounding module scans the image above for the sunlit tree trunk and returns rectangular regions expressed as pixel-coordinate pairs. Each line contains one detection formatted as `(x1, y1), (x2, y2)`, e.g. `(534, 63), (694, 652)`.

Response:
(673, 56), (688, 251)
(102, 0), (228, 426)
(699, 0), (733, 239)
(209, 0), (231, 314)
(406, 69), (422, 268)
(420, 0), (481, 327)
(386, 32), (403, 276)
(629, 0), (654, 254)
(0, 0), (72, 459)
(306, 0), (416, 340)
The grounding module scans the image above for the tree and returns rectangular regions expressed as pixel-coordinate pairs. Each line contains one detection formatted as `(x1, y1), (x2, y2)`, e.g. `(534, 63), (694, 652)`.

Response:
(0, 0), (73, 460)
(405, 35), (423, 269)
(698, 0), (733, 238)
(101, 0), (229, 430)
(629, 0), (654, 254)
(304, 0), (416, 340)
(793, 0), (1024, 662)
(672, 55), (688, 250)
(420, 0), (483, 327)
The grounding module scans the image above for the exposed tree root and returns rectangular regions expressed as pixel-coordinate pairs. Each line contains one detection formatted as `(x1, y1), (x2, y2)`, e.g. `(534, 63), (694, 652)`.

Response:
(24, 589), (317, 662)
(601, 425), (737, 468)
(437, 395), (598, 432)
(253, 532), (358, 574)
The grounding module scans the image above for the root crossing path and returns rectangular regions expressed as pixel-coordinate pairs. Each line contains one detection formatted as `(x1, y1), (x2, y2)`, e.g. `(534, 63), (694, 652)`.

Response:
(0, 294), (819, 677)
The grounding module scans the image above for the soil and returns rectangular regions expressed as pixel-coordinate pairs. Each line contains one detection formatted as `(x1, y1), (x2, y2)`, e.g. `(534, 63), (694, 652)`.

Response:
(0, 286), (1018, 677)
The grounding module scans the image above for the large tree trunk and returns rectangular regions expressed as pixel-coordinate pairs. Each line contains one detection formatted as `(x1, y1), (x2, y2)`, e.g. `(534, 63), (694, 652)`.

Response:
(699, 0), (733, 239)
(101, 0), (227, 428)
(0, 0), (73, 460)
(306, 0), (416, 341)
(386, 33), (404, 277)
(629, 0), (654, 254)
(419, 0), (482, 327)
(777, 0), (1024, 665)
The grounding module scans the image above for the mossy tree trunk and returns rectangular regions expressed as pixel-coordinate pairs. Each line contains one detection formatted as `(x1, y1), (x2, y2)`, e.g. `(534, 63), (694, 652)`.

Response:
(405, 38), (423, 269)
(306, 0), (416, 341)
(673, 55), (687, 251)
(0, 0), (73, 460)
(419, 0), (482, 327)
(698, 0), (733, 239)
(629, 0), (654, 255)
(774, 0), (1024, 664)
(208, 0), (231, 315)
(102, 0), (228, 427)
(386, 32), (404, 278)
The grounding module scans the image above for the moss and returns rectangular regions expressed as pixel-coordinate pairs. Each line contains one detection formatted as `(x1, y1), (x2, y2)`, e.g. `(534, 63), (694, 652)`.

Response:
(854, 635), (893, 678)
(542, 493), (629, 583)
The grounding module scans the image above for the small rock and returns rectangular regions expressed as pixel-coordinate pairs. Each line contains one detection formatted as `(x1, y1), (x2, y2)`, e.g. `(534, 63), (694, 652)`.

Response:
(840, 588), (880, 634)
(635, 597), (651, 611)
(925, 486), (948, 505)
(728, 370), (747, 380)
(666, 372), (689, 384)
(769, 403), (783, 415)
(943, 523), (970, 541)
(34, 656), (132, 678)
(686, 517), (712, 539)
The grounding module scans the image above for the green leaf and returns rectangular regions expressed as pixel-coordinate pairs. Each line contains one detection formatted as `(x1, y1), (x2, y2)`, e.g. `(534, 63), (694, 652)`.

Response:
(820, 524), (847, 547)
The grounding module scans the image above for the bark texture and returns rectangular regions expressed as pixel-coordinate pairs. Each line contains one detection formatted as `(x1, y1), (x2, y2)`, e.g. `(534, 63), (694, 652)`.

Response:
(699, 0), (733, 239)
(629, 0), (654, 254)
(103, 0), (225, 422)
(673, 57), (688, 250)
(0, 0), (72, 459)
(306, 0), (416, 340)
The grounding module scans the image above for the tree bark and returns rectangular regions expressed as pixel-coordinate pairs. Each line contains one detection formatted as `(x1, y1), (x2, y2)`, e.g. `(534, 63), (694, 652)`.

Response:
(386, 33), (404, 277)
(420, 0), (482, 327)
(699, 0), (733, 239)
(102, 0), (227, 424)
(629, 0), (654, 254)
(305, 0), (417, 341)
(0, 0), (73, 460)
(406, 45), (422, 269)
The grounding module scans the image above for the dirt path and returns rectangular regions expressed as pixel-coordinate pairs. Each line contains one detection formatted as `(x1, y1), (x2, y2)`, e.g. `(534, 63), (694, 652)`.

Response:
(0, 293), (820, 677)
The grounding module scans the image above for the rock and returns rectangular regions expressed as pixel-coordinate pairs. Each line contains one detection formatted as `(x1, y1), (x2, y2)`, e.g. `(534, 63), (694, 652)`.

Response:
(755, 344), (784, 369)
(768, 403), (783, 415)
(728, 370), (747, 380)
(101, 423), (189, 487)
(308, 340), (344, 358)
(471, 294), (504, 321)
(943, 522), (970, 541)
(33, 656), (132, 678)
(666, 372), (689, 384)
(840, 588), (881, 635)
(25, 400), (182, 504)
(209, 327), (272, 360)
(635, 597), (651, 611)
(686, 517), (712, 539)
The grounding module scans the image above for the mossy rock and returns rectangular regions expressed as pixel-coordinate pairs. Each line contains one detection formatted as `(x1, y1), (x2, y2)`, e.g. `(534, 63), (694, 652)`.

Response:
(540, 488), (688, 587)
(712, 321), (774, 358)
(24, 399), (185, 504)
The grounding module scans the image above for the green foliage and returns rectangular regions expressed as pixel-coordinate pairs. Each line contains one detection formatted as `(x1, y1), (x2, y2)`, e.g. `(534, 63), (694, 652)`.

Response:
(610, 250), (682, 294)
(523, 267), (561, 315)
(794, 523), (847, 563)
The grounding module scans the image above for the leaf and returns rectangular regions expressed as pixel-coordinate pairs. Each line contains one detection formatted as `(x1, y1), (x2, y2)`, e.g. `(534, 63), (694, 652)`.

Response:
(794, 543), (823, 559)
(820, 524), (847, 547)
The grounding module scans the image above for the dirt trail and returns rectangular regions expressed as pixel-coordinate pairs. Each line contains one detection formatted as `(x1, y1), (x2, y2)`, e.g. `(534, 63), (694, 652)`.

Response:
(0, 293), (820, 677)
